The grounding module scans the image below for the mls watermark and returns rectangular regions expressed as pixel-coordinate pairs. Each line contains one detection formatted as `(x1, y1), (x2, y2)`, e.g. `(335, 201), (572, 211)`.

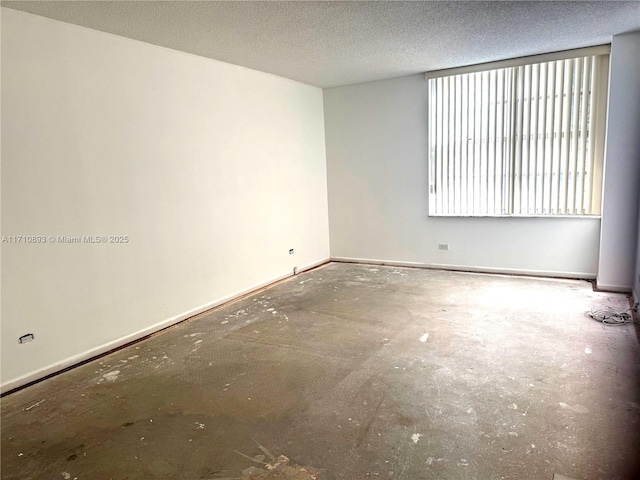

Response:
(2, 235), (130, 244)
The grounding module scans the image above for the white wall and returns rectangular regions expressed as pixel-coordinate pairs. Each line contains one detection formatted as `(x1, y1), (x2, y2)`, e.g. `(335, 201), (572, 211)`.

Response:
(1, 9), (329, 392)
(634, 190), (640, 305)
(324, 74), (601, 278)
(598, 31), (640, 292)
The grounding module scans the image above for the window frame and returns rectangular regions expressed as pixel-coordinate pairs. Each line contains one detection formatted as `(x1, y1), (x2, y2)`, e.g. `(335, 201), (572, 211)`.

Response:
(426, 45), (610, 218)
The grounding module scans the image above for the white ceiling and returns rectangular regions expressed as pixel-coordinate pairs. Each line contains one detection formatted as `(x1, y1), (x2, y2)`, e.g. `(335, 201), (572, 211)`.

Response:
(3, 1), (640, 88)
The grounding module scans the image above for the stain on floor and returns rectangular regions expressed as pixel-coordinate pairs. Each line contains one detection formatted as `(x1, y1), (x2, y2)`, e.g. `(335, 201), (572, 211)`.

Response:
(2, 263), (640, 479)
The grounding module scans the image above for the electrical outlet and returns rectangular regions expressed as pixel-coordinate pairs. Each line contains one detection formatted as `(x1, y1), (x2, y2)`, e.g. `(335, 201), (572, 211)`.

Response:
(19, 333), (34, 344)
(438, 243), (449, 250)
(289, 248), (294, 254)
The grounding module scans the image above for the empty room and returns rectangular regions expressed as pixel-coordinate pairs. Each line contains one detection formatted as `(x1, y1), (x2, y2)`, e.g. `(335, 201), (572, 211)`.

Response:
(2, 1), (640, 479)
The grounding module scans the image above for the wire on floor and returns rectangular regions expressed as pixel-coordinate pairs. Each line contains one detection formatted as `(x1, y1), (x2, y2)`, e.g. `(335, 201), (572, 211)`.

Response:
(585, 307), (632, 326)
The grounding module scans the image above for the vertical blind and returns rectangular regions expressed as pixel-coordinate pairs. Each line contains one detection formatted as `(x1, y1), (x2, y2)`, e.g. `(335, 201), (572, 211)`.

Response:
(428, 50), (609, 216)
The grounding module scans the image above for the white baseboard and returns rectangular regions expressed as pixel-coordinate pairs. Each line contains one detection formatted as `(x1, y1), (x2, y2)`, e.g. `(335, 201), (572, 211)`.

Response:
(595, 282), (633, 293)
(1, 257), (330, 395)
(331, 256), (597, 280)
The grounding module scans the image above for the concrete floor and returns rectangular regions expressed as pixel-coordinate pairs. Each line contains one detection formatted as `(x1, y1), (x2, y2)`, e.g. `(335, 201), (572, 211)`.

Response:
(2, 263), (640, 480)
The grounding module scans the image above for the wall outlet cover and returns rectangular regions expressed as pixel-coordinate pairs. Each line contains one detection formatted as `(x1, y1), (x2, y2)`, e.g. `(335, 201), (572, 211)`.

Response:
(19, 333), (35, 344)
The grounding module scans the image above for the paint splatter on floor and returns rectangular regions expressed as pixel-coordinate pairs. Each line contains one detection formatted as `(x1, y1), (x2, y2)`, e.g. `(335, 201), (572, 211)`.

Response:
(102, 370), (120, 382)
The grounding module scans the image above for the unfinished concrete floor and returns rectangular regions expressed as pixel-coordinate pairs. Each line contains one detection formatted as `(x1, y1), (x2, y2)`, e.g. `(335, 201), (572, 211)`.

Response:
(2, 263), (640, 480)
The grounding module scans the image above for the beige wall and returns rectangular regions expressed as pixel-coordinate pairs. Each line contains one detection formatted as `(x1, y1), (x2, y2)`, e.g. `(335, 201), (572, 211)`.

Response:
(1, 9), (329, 391)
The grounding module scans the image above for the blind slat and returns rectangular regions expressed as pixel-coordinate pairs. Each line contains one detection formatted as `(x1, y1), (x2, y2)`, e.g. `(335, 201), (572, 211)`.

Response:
(569, 58), (582, 215)
(561, 59), (574, 215)
(551, 60), (563, 214)
(513, 66), (524, 214)
(578, 56), (592, 214)
(549, 63), (556, 213)
(537, 62), (548, 214)
(436, 77), (443, 214)
(443, 76), (449, 212)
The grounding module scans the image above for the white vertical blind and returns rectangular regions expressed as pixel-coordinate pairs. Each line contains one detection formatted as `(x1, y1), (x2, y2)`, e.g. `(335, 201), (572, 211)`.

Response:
(428, 52), (609, 216)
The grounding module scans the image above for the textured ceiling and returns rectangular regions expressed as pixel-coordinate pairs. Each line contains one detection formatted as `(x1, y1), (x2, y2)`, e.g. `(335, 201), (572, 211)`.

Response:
(2, 1), (640, 88)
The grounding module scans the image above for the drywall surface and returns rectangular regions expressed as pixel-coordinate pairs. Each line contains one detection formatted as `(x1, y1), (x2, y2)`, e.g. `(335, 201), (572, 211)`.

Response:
(598, 31), (640, 292)
(324, 74), (601, 278)
(1, 9), (329, 390)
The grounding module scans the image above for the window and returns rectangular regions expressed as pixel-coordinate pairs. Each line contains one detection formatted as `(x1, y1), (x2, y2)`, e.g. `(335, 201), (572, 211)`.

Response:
(427, 47), (610, 217)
